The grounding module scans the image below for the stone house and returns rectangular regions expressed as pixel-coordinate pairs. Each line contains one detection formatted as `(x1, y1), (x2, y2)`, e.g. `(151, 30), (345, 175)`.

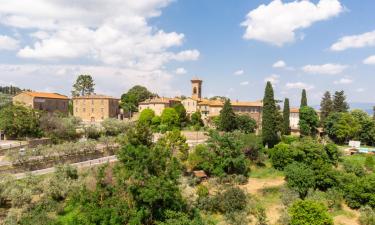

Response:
(13, 91), (69, 114)
(73, 95), (119, 123)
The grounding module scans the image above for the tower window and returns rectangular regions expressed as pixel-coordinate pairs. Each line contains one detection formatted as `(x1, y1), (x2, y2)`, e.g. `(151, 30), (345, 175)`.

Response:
(193, 87), (197, 94)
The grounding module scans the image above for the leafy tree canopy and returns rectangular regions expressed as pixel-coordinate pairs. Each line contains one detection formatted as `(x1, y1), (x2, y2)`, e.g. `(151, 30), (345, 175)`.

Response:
(71, 74), (95, 97)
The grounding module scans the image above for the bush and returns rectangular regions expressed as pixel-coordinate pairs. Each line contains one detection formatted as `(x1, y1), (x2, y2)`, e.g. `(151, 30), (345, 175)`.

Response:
(161, 108), (180, 130)
(289, 200), (333, 225)
(343, 160), (366, 177)
(281, 135), (299, 144)
(236, 115), (257, 133)
(85, 126), (101, 139)
(359, 205), (375, 225)
(138, 108), (155, 126)
(284, 162), (315, 199)
(40, 113), (81, 143)
(101, 118), (129, 136)
(196, 185), (209, 198)
(219, 187), (247, 213)
(364, 155), (374, 171)
(269, 143), (295, 170)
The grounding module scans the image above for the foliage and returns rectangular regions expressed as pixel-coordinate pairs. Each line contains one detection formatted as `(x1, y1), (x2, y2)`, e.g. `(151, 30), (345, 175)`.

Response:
(191, 111), (204, 128)
(289, 200), (333, 225)
(343, 173), (375, 209)
(157, 129), (189, 161)
(120, 85), (154, 113)
(236, 115), (257, 134)
(173, 103), (188, 127)
(0, 93), (12, 109)
(364, 155), (374, 171)
(269, 142), (296, 170)
(139, 108), (156, 126)
(219, 99), (237, 132)
(188, 131), (250, 177)
(351, 109), (375, 146)
(320, 91), (334, 124)
(282, 98), (291, 135)
(324, 112), (361, 144)
(161, 107), (180, 131)
(284, 162), (315, 198)
(299, 106), (319, 137)
(101, 118), (129, 136)
(333, 90), (349, 113)
(40, 113), (81, 142)
(84, 125), (101, 139)
(71, 74), (95, 97)
(359, 205), (375, 225)
(0, 104), (42, 139)
(262, 81), (279, 148)
(300, 89), (308, 108)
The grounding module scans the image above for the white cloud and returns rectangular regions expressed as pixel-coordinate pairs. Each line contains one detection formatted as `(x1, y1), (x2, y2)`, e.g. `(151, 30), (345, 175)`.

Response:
(272, 60), (286, 68)
(0, 35), (19, 50)
(241, 0), (343, 46)
(175, 67), (187, 75)
(363, 55), (375, 65)
(0, 0), (200, 95)
(334, 78), (353, 85)
(330, 30), (375, 51)
(285, 82), (314, 90)
(234, 69), (244, 76)
(240, 81), (249, 86)
(302, 63), (347, 75)
(264, 74), (280, 85)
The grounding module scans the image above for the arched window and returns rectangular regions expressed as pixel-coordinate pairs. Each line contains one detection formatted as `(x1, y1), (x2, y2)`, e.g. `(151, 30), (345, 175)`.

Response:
(193, 87), (197, 94)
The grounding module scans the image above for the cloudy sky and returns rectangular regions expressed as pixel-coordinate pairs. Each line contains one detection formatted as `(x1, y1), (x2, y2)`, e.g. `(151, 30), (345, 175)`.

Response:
(0, 0), (374, 106)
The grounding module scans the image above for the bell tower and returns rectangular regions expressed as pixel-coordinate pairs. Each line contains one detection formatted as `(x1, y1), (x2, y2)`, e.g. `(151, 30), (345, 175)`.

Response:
(191, 78), (203, 99)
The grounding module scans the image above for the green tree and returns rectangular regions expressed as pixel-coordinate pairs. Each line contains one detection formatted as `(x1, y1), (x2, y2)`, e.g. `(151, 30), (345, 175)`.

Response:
(300, 89), (308, 108)
(282, 98), (291, 135)
(173, 103), (188, 127)
(39, 113), (81, 142)
(351, 109), (375, 146)
(0, 105), (42, 138)
(161, 108), (180, 130)
(72, 74), (95, 97)
(262, 82), (279, 148)
(219, 99), (237, 132)
(236, 115), (257, 134)
(269, 143), (295, 170)
(191, 111), (204, 128)
(120, 85), (154, 114)
(333, 90), (349, 113)
(325, 113), (360, 144)
(289, 200), (333, 225)
(139, 108), (156, 126)
(299, 106), (319, 137)
(285, 162), (315, 198)
(320, 91), (334, 124)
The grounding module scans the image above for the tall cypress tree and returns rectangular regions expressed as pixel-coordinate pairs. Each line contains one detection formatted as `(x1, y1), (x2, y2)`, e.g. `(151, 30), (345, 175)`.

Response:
(300, 89), (307, 108)
(262, 82), (279, 148)
(320, 91), (333, 124)
(219, 99), (237, 132)
(333, 90), (349, 113)
(373, 106), (375, 120)
(282, 98), (291, 135)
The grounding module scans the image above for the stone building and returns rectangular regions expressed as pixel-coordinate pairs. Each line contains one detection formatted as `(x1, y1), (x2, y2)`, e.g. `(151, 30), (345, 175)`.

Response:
(138, 97), (181, 116)
(73, 95), (119, 123)
(140, 78), (263, 127)
(13, 91), (69, 114)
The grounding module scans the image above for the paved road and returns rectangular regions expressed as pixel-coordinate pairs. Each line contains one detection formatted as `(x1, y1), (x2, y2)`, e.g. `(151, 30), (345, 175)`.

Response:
(14, 155), (118, 179)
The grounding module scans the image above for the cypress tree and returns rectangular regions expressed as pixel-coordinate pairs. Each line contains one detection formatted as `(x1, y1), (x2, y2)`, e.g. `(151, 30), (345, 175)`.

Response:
(333, 90), (349, 113)
(262, 81), (279, 147)
(300, 89), (307, 108)
(373, 106), (375, 120)
(219, 99), (237, 132)
(282, 98), (291, 135)
(320, 91), (333, 124)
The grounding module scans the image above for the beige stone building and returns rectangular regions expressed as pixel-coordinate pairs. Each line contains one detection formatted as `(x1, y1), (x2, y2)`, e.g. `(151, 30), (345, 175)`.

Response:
(13, 91), (69, 114)
(138, 97), (181, 116)
(140, 78), (263, 127)
(73, 95), (119, 123)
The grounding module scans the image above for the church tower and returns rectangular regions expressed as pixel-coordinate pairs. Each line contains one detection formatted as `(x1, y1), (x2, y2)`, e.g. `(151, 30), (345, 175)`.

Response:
(191, 78), (203, 99)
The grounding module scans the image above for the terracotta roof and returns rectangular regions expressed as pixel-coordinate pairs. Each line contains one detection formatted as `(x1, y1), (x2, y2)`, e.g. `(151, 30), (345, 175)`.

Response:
(22, 91), (69, 100)
(232, 101), (263, 107)
(73, 94), (119, 100)
(290, 108), (299, 113)
(197, 99), (262, 107)
(139, 97), (181, 105)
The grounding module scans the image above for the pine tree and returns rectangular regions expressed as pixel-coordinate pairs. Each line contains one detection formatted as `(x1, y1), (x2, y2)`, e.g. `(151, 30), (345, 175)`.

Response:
(300, 89), (307, 108)
(219, 99), (237, 132)
(333, 90), (349, 113)
(72, 74), (95, 97)
(320, 91), (334, 124)
(262, 82), (279, 147)
(282, 98), (291, 135)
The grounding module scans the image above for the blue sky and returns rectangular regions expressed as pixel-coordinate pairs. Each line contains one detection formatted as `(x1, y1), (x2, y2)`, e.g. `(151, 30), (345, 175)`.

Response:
(0, 0), (374, 107)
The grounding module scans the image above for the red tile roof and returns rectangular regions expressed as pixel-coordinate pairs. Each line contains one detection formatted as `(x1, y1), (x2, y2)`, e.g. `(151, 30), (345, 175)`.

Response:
(23, 91), (69, 100)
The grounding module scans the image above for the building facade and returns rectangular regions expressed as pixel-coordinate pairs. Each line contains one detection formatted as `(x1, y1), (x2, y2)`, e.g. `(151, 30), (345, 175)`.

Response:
(139, 78), (263, 127)
(13, 91), (69, 114)
(73, 95), (119, 123)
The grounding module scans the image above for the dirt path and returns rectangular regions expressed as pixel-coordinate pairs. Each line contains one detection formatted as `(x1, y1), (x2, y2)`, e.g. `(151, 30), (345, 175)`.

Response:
(240, 177), (285, 195)
(333, 205), (360, 225)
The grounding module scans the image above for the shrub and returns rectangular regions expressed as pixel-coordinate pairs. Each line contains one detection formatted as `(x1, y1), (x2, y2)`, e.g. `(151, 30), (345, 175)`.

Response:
(138, 108), (155, 126)
(236, 115), (257, 133)
(364, 155), (374, 171)
(289, 200), (333, 225)
(101, 118), (129, 136)
(359, 205), (375, 225)
(343, 160), (365, 177)
(284, 162), (315, 199)
(269, 143), (295, 170)
(219, 187), (247, 213)
(281, 187), (300, 207)
(85, 125), (101, 139)
(196, 185), (209, 198)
